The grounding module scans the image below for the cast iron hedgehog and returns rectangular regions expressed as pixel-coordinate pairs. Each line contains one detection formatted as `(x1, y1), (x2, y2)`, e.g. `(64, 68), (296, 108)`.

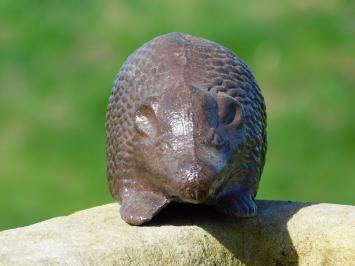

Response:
(106, 32), (267, 225)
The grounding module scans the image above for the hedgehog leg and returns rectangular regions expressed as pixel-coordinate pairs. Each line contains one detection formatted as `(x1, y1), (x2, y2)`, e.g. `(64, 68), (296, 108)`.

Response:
(119, 190), (170, 225)
(215, 183), (257, 218)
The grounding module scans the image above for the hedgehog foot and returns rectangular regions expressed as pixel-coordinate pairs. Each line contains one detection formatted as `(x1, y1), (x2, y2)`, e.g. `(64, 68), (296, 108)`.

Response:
(230, 193), (257, 218)
(215, 187), (257, 218)
(119, 190), (170, 225)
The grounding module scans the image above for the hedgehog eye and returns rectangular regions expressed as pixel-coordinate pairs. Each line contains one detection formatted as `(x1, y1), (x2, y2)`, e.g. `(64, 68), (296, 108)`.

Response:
(158, 141), (171, 152)
(217, 92), (243, 128)
(135, 105), (158, 137)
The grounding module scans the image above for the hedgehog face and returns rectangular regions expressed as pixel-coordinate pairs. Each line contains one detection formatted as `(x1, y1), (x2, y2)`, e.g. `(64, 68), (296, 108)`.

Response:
(132, 85), (244, 203)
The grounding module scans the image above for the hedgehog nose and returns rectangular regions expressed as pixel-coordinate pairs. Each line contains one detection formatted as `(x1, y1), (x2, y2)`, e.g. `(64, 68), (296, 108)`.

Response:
(178, 161), (215, 202)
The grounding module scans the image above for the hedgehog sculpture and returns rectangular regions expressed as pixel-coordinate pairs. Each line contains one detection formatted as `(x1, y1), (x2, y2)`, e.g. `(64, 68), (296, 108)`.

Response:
(106, 32), (267, 225)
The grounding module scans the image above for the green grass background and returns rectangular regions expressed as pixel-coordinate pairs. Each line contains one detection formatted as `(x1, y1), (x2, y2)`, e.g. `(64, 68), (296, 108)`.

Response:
(1, 0), (354, 230)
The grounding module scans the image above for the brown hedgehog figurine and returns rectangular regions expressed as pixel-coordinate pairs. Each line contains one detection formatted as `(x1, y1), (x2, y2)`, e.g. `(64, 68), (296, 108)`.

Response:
(106, 32), (267, 225)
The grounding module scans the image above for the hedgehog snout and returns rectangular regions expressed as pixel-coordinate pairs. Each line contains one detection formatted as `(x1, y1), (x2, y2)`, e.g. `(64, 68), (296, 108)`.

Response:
(177, 160), (216, 202)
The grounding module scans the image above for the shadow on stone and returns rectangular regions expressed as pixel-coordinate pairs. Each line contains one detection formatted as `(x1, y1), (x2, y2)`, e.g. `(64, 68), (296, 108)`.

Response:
(149, 200), (316, 265)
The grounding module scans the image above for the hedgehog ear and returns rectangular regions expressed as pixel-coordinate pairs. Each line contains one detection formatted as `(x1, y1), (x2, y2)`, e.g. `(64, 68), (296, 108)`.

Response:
(135, 104), (158, 137)
(217, 92), (244, 128)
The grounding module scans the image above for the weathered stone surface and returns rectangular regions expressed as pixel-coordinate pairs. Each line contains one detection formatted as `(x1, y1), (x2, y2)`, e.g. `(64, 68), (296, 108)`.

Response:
(0, 201), (354, 265)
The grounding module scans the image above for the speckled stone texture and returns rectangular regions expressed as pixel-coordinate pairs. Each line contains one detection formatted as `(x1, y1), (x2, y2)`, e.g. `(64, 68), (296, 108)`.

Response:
(0, 201), (354, 265)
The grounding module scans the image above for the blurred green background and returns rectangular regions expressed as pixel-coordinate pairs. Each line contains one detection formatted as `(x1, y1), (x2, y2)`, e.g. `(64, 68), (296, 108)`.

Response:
(0, 0), (354, 230)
